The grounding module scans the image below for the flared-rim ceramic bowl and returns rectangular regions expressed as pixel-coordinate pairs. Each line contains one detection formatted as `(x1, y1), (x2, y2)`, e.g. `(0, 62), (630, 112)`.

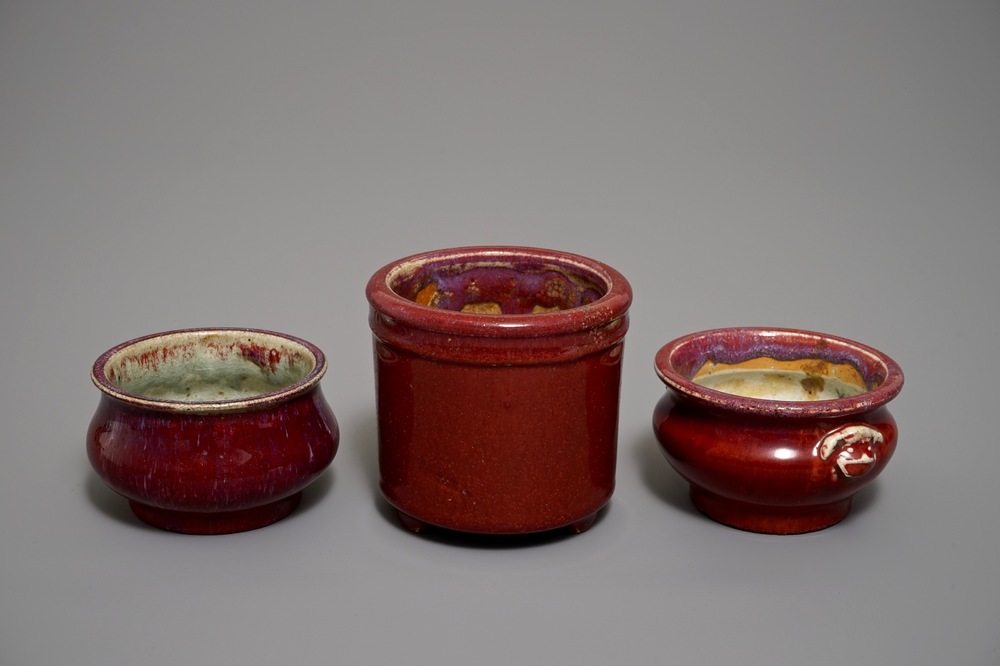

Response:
(88, 328), (339, 534)
(653, 327), (903, 534)
(367, 246), (632, 535)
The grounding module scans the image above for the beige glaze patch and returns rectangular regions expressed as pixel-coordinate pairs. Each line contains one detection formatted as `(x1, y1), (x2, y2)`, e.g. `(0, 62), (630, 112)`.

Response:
(460, 302), (503, 314)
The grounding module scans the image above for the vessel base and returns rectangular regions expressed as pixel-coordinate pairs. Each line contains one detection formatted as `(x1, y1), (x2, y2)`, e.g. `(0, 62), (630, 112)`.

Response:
(393, 509), (600, 536)
(128, 493), (302, 534)
(689, 486), (851, 535)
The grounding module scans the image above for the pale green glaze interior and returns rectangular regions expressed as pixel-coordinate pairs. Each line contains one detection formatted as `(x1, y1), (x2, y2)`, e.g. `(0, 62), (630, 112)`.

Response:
(691, 356), (868, 401)
(694, 369), (865, 401)
(104, 331), (315, 403)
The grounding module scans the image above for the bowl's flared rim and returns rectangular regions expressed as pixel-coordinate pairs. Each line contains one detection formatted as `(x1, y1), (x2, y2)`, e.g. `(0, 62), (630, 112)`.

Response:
(365, 246), (632, 338)
(91, 327), (327, 414)
(654, 327), (903, 417)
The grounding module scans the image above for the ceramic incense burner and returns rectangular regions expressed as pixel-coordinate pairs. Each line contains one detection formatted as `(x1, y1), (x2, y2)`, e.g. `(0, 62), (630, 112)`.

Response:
(653, 327), (903, 534)
(367, 246), (632, 535)
(88, 328), (339, 534)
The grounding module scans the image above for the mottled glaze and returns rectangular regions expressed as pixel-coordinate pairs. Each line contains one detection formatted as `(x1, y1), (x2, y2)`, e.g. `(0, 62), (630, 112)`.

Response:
(88, 328), (339, 534)
(367, 246), (632, 535)
(653, 327), (903, 534)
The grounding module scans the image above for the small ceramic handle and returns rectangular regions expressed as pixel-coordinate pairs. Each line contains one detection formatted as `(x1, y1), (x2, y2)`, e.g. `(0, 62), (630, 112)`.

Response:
(817, 425), (884, 478)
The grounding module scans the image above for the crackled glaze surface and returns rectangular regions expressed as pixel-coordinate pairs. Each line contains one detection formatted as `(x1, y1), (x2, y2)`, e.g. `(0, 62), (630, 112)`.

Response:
(367, 246), (632, 535)
(653, 327), (903, 534)
(88, 328), (339, 534)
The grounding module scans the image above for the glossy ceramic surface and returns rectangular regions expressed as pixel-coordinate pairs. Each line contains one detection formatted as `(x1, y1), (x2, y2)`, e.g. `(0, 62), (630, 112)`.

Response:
(367, 246), (632, 535)
(88, 328), (339, 534)
(653, 327), (903, 534)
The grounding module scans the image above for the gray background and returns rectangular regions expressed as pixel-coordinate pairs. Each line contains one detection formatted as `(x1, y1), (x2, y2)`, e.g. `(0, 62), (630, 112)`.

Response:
(2, 1), (998, 664)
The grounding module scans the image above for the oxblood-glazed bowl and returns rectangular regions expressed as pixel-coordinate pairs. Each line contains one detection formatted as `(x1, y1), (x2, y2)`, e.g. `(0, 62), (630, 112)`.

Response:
(366, 246), (632, 535)
(653, 327), (903, 534)
(88, 328), (339, 534)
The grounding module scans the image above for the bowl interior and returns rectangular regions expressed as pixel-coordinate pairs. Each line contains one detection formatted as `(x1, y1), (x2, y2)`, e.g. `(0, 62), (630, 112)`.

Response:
(102, 331), (317, 403)
(691, 356), (867, 401)
(387, 253), (610, 315)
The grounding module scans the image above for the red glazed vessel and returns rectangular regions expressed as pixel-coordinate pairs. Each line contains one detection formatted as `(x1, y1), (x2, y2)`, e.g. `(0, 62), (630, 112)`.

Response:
(653, 327), (903, 534)
(366, 246), (632, 535)
(88, 328), (339, 534)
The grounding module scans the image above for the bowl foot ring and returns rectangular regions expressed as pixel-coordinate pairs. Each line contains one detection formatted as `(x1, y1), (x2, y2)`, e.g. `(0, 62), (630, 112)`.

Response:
(689, 486), (852, 535)
(128, 493), (302, 535)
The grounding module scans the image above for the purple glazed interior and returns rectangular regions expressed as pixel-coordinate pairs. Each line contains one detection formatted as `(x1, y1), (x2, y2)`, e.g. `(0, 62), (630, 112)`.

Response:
(655, 328), (903, 417)
(389, 256), (606, 314)
(91, 328), (327, 413)
(367, 247), (632, 341)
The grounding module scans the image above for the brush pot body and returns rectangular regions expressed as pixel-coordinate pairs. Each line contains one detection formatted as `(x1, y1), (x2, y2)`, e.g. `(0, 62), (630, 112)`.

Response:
(367, 247), (632, 535)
